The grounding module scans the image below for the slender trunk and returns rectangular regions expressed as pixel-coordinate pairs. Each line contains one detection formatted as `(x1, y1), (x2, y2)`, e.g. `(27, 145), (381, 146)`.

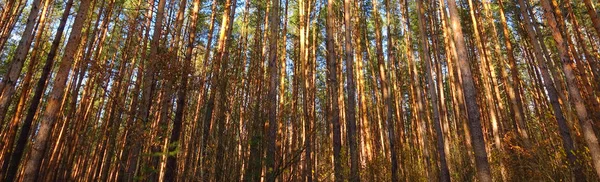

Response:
(326, 0), (342, 181)
(266, 0), (280, 180)
(0, 0), (51, 167)
(244, 4), (265, 181)
(0, 0), (26, 54)
(498, 0), (529, 144)
(212, 0), (236, 180)
(583, 0), (600, 37)
(417, 1), (450, 181)
(164, 0), (200, 180)
(201, 0), (235, 178)
(343, 0), (360, 181)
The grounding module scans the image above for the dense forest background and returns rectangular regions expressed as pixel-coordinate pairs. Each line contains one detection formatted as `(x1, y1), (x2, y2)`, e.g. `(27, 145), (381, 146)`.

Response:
(0, 0), (599, 181)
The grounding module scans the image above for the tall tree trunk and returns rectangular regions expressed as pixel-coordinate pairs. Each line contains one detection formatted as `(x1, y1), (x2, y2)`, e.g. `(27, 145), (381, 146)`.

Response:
(517, 0), (586, 180)
(299, 0), (313, 181)
(202, 0), (237, 178)
(266, 0), (280, 180)
(1, 0), (73, 181)
(20, 0), (92, 181)
(416, 0), (450, 181)
(212, 0), (236, 180)
(498, 0), (529, 144)
(326, 0), (342, 181)
(0, 0), (51, 167)
(343, 0), (360, 181)
(583, 0), (600, 38)
(446, 0), (492, 181)
(131, 0), (165, 179)
(164, 0), (200, 180)
(0, 0), (26, 54)
(140, 0), (165, 132)
(540, 0), (600, 177)
(0, 0), (44, 126)
(244, 3), (266, 180)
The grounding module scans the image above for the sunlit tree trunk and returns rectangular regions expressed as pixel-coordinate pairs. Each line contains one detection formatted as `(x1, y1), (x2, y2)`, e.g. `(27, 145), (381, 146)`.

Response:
(583, 0), (600, 38)
(1, 0), (72, 180)
(518, 0), (586, 180)
(446, 0), (492, 181)
(0, 0), (51, 168)
(212, 0), (236, 180)
(386, 0), (403, 179)
(19, 0), (92, 181)
(540, 0), (600, 177)
(0, 0), (44, 126)
(497, 0), (529, 144)
(164, 0), (200, 180)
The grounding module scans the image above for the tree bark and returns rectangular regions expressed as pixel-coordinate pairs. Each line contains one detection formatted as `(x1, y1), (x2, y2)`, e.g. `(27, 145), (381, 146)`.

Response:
(164, 0), (200, 180)
(343, 0), (360, 181)
(540, 0), (600, 177)
(446, 0), (492, 181)
(326, 0), (342, 181)
(20, 0), (91, 181)
(0, 0), (44, 127)
(416, 1), (450, 181)
(0, 0), (51, 168)
(266, 0), (280, 180)
(212, 0), (236, 180)
(1, 1), (73, 181)
(498, 0), (530, 144)
(517, 0), (586, 180)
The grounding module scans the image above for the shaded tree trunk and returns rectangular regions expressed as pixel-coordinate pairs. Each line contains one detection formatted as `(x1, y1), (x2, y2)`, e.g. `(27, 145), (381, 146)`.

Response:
(416, 1), (450, 181)
(343, 0), (360, 181)
(266, 0), (280, 180)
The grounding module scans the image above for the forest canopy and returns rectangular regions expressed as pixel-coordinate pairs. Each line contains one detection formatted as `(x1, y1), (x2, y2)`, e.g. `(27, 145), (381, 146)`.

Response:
(0, 0), (600, 181)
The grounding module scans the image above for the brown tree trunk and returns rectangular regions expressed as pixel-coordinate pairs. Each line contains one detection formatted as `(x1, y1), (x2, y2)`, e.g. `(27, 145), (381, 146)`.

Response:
(20, 0), (91, 181)
(266, 0), (280, 180)
(244, 4), (266, 181)
(540, 0), (600, 177)
(343, 0), (360, 181)
(0, 0), (44, 126)
(446, 0), (492, 181)
(0, 0), (26, 54)
(1, 0), (73, 181)
(583, 0), (600, 38)
(326, 0), (342, 181)
(201, 0), (236, 178)
(130, 0), (164, 179)
(212, 0), (236, 180)
(416, 1), (450, 181)
(0, 0), (51, 166)
(164, 0), (200, 180)
(517, 0), (586, 180)
(498, 0), (529, 144)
